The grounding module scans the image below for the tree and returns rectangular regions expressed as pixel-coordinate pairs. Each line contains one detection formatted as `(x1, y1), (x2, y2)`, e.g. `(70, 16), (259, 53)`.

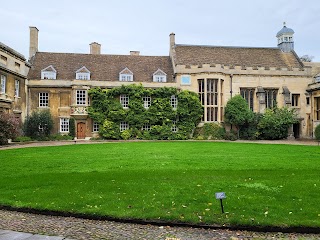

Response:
(224, 95), (254, 136)
(23, 110), (54, 140)
(0, 112), (20, 145)
(258, 107), (297, 140)
(300, 55), (314, 62)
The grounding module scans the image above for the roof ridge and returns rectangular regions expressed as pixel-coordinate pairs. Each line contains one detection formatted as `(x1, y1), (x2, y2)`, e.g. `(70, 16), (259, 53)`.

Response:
(36, 51), (170, 58)
(176, 44), (279, 50)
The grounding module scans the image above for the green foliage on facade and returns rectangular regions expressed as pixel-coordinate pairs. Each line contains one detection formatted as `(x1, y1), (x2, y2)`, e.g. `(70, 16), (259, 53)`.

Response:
(314, 124), (320, 140)
(88, 84), (203, 140)
(0, 112), (20, 145)
(23, 109), (54, 140)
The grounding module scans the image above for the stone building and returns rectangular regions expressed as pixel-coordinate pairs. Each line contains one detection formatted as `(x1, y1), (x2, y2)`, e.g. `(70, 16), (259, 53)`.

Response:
(0, 41), (30, 122)
(26, 24), (320, 139)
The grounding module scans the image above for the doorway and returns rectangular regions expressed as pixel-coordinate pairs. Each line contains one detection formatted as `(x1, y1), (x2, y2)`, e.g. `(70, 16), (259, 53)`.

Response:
(77, 122), (86, 139)
(293, 123), (300, 139)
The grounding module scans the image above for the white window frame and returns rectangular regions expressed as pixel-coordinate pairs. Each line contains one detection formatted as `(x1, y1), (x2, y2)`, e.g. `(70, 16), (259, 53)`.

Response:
(170, 95), (177, 109)
(120, 94), (129, 108)
(120, 121), (129, 132)
(39, 92), (49, 107)
(120, 74), (133, 82)
(0, 75), (6, 94)
(171, 120), (178, 132)
(143, 96), (151, 108)
(60, 118), (69, 133)
(41, 65), (57, 80)
(76, 90), (87, 105)
(76, 72), (90, 80)
(153, 75), (167, 82)
(14, 79), (20, 97)
(142, 123), (150, 131)
(93, 121), (99, 132)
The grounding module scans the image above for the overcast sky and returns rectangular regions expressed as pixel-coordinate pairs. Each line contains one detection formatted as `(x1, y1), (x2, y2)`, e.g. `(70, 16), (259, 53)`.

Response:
(2, 0), (320, 61)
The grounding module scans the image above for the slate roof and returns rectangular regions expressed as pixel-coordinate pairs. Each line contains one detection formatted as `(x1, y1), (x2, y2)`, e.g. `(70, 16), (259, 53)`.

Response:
(174, 44), (303, 69)
(28, 52), (174, 82)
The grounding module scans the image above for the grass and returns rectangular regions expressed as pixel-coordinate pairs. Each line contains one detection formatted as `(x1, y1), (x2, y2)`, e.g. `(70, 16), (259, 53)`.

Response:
(0, 141), (320, 228)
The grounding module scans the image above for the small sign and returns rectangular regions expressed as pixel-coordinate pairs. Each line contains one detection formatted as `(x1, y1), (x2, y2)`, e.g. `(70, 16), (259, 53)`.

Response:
(215, 192), (226, 199)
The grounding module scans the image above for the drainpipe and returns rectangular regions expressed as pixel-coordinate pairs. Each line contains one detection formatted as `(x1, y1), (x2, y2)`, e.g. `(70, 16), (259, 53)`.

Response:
(230, 74), (233, 98)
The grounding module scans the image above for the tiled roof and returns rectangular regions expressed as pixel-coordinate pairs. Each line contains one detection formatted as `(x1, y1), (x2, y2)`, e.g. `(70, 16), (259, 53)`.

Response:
(174, 44), (303, 69)
(28, 52), (174, 82)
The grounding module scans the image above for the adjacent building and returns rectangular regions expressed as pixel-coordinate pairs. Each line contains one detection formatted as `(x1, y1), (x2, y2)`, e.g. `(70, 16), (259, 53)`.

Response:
(0, 41), (30, 122)
(25, 24), (320, 139)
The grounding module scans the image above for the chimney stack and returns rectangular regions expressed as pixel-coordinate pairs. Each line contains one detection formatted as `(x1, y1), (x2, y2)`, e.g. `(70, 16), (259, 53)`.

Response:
(169, 33), (175, 48)
(90, 42), (101, 54)
(29, 26), (39, 59)
(130, 51), (140, 56)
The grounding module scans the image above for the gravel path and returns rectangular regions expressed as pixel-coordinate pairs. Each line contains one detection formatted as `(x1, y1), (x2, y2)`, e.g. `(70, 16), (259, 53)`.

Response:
(1, 209), (320, 240)
(1, 139), (319, 239)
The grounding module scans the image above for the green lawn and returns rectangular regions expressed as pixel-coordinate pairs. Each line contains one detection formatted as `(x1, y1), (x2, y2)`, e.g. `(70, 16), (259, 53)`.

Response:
(0, 141), (320, 228)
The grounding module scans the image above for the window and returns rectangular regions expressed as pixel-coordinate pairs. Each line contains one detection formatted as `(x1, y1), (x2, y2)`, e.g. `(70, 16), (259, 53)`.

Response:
(93, 121), (99, 132)
(207, 79), (218, 122)
(142, 123), (150, 131)
(120, 121), (129, 131)
(0, 75), (6, 94)
(39, 92), (49, 107)
(143, 96), (151, 108)
(76, 90), (86, 105)
(291, 94), (300, 107)
(153, 69), (167, 82)
(315, 97), (320, 121)
(170, 95), (177, 109)
(119, 68), (133, 82)
(198, 79), (205, 105)
(14, 80), (19, 97)
(240, 88), (254, 111)
(306, 97), (310, 105)
(265, 89), (278, 109)
(181, 75), (191, 85)
(120, 94), (129, 108)
(0, 55), (7, 65)
(171, 120), (178, 132)
(41, 65), (57, 79)
(60, 118), (69, 132)
(76, 66), (90, 80)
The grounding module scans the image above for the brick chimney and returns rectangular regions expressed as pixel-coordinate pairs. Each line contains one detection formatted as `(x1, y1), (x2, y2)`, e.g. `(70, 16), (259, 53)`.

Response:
(29, 26), (39, 59)
(130, 51), (140, 56)
(90, 42), (101, 54)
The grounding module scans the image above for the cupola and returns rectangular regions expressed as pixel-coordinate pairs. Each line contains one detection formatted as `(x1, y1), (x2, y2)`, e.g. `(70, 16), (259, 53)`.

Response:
(276, 22), (294, 52)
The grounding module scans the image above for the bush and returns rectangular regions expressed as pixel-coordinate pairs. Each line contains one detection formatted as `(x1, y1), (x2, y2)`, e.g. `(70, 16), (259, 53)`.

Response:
(193, 123), (225, 140)
(69, 118), (75, 138)
(258, 107), (297, 140)
(13, 136), (32, 142)
(224, 130), (238, 141)
(315, 124), (320, 140)
(23, 110), (54, 140)
(120, 129), (132, 140)
(0, 112), (20, 145)
(239, 113), (262, 140)
(49, 134), (74, 141)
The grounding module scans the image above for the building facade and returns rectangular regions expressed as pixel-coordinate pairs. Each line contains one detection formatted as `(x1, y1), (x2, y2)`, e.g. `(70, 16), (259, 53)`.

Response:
(0, 41), (30, 122)
(26, 24), (320, 139)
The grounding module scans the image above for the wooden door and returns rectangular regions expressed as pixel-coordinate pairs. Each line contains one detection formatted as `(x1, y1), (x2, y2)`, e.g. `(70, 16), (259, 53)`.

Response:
(77, 122), (86, 139)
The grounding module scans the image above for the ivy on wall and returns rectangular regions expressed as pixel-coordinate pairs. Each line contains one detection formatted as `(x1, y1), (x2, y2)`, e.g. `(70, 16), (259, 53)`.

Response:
(88, 84), (203, 140)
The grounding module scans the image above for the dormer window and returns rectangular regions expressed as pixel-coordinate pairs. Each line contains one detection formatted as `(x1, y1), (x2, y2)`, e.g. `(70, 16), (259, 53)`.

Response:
(41, 65), (57, 80)
(76, 66), (90, 80)
(119, 67), (133, 82)
(153, 69), (167, 82)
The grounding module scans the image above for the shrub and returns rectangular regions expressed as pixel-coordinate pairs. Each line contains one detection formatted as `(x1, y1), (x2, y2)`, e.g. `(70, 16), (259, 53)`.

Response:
(315, 124), (320, 140)
(13, 136), (32, 142)
(49, 134), (74, 141)
(258, 107), (297, 140)
(69, 118), (75, 138)
(0, 112), (20, 145)
(193, 123), (225, 140)
(224, 130), (238, 141)
(23, 110), (54, 140)
(239, 113), (262, 140)
(121, 129), (132, 140)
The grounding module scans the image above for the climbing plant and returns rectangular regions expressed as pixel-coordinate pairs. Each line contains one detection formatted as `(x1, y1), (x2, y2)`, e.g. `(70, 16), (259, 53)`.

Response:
(88, 84), (203, 140)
